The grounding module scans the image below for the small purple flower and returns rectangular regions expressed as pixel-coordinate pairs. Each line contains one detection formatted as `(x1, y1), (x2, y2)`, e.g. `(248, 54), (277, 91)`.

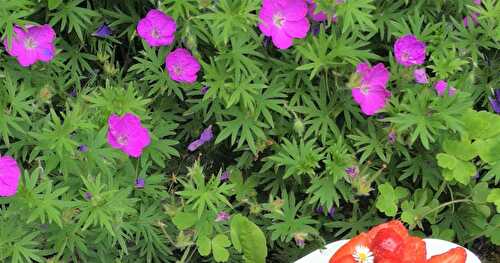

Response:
(215, 211), (230, 222)
(328, 207), (336, 218)
(220, 170), (230, 182)
(394, 34), (427, 68)
(92, 23), (112, 38)
(388, 130), (397, 144)
(188, 125), (213, 152)
(489, 89), (500, 114)
(135, 178), (145, 189)
(434, 80), (457, 96)
(463, 13), (480, 28)
(84, 192), (92, 200)
(315, 206), (324, 214)
(200, 86), (209, 94)
(69, 88), (77, 97)
(413, 68), (429, 84)
(345, 166), (359, 178)
(78, 144), (88, 152)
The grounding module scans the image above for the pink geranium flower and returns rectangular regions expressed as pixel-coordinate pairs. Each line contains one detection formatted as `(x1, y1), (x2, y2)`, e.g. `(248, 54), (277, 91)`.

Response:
(413, 68), (429, 84)
(394, 34), (426, 68)
(351, 63), (391, 116)
(0, 156), (21, 197)
(107, 113), (151, 158)
(165, 48), (200, 84)
(306, 0), (341, 22)
(3, 25), (56, 67)
(434, 80), (457, 96)
(463, 13), (480, 27)
(258, 0), (310, 49)
(137, 9), (176, 47)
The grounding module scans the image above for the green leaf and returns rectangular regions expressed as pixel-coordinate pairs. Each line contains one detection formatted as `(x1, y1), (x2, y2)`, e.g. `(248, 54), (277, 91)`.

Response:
(196, 235), (211, 256)
(487, 189), (500, 213)
(48, 0), (62, 10)
(212, 234), (231, 262)
(231, 214), (268, 263)
(442, 139), (477, 161)
(436, 153), (458, 169)
(172, 212), (198, 230)
(376, 183), (407, 217)
(461, 110), (500, 139)
(472, 182), (490, 203)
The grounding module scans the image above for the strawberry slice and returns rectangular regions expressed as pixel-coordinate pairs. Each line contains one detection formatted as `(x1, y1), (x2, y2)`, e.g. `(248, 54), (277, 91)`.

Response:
(371, 228), (404, 260)
(427, 247), (467, 263)
(397, 236), (426, 263)
(329, 233), (370, 263)
(377, 257), (400, 263)
(367, 220), (409, 241)
(333, 255), (356, 263)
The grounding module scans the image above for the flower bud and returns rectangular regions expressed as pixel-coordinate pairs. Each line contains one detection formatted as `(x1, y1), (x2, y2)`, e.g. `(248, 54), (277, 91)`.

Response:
(294, 118), (305, 136)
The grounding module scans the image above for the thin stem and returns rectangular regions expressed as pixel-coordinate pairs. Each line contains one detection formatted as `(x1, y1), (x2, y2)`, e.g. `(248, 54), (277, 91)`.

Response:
(420, 199), (472, 219)
(464, 223), (500, 244)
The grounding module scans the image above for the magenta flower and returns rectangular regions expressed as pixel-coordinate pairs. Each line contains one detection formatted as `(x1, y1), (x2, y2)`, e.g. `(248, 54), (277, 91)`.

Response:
(258, 0), (310, 49)
(474, 0), (481, 5)
(413, 68), (429, 84)
(345, 166), (359, 178)
(307, 0), (328, 22)
(135, 178), (145, 189)
(188, 125), (213, 152)
(165, 48), (200, 84)
(434, 80), (457, 96)
(351, 63), (391, 116)
(3, 25), (56, 67)
(137, 9), (176, 47)
(394, 34), (426, 68)
(107, 113), (151, 158)
(0, 156), (21, 197)
(220, 170), (230, 182)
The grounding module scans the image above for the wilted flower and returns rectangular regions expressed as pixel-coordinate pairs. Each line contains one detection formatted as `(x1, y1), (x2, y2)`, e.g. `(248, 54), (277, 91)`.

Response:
(345, 166), (359, 178)
(220, 170), (230, 182)
(463, 13), (480, 28)
(200, 86), (209, 94)
(137, 9), (176, 47)
(215, 211), (230, 222)
(78, 144), (89, 152)
(0, 156), (21, 197)
(351, 63), (391, 116)
(328, 207), (336, 218)
(293, 232), (307, 248)
(315, 206), (324, 214)
(3, 24), (56, 67)
(92, 23), (112, 38)
(413, 68), (429, 84)
(188, 125), (213, 152)
(434, 80), (457, 96)
(135, 178), (145, 189)
(165, 48), (200, 84)
(394, 34), (426, 68)
(258, 0), (310, 49)
(83, 192), (92, 200)
(69, 88), (77, 97)
(107, 113), (151, 157)
(489, 89), (500, 114)
(388, 130), (397, 144)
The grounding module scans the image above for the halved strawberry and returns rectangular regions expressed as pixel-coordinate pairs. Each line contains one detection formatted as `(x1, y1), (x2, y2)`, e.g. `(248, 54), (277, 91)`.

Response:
(371, 228), (404, 260)
(333, 255), (356, 263)
(376, 257), (400, 263)
(397, 236), (426, 263)
(367, 220), (409, 242)
(329, 233), (370, 263)
(427, 247), (467, 263)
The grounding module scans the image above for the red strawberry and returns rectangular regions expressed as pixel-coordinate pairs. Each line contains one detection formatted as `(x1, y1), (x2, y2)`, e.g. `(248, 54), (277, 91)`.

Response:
(427, 247), (467, 263)
(368, 220), (409, 242)
(329, 233), (370, 263)
(333, 255), (356, 263)
(376, 257), (400, 263)
(397, 236), (426, 263)
(371, 228), (404, 260)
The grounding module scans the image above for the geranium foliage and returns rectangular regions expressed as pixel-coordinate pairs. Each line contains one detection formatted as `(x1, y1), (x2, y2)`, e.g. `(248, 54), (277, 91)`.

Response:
(0, 0), (499, 262)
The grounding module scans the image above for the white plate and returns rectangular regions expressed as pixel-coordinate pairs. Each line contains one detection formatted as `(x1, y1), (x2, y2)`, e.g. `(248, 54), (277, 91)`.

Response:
(295, 238), (481, 263)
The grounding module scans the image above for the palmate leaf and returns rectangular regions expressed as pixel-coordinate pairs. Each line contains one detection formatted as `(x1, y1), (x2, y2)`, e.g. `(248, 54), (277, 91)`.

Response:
(267, 139), (324, 180)
(0, 0), (35, 43)
(336, 0), (377, 33)
(216, 107), (268, 154)
(297, 27), (379, 79)
(264, 192), (318, 242)
(197, 0), (259, 45)
(49, 0), (100, 41)
(348, 124), (393, 163)
(254, 81), (290, 128)
(306, 176), (349, 209)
